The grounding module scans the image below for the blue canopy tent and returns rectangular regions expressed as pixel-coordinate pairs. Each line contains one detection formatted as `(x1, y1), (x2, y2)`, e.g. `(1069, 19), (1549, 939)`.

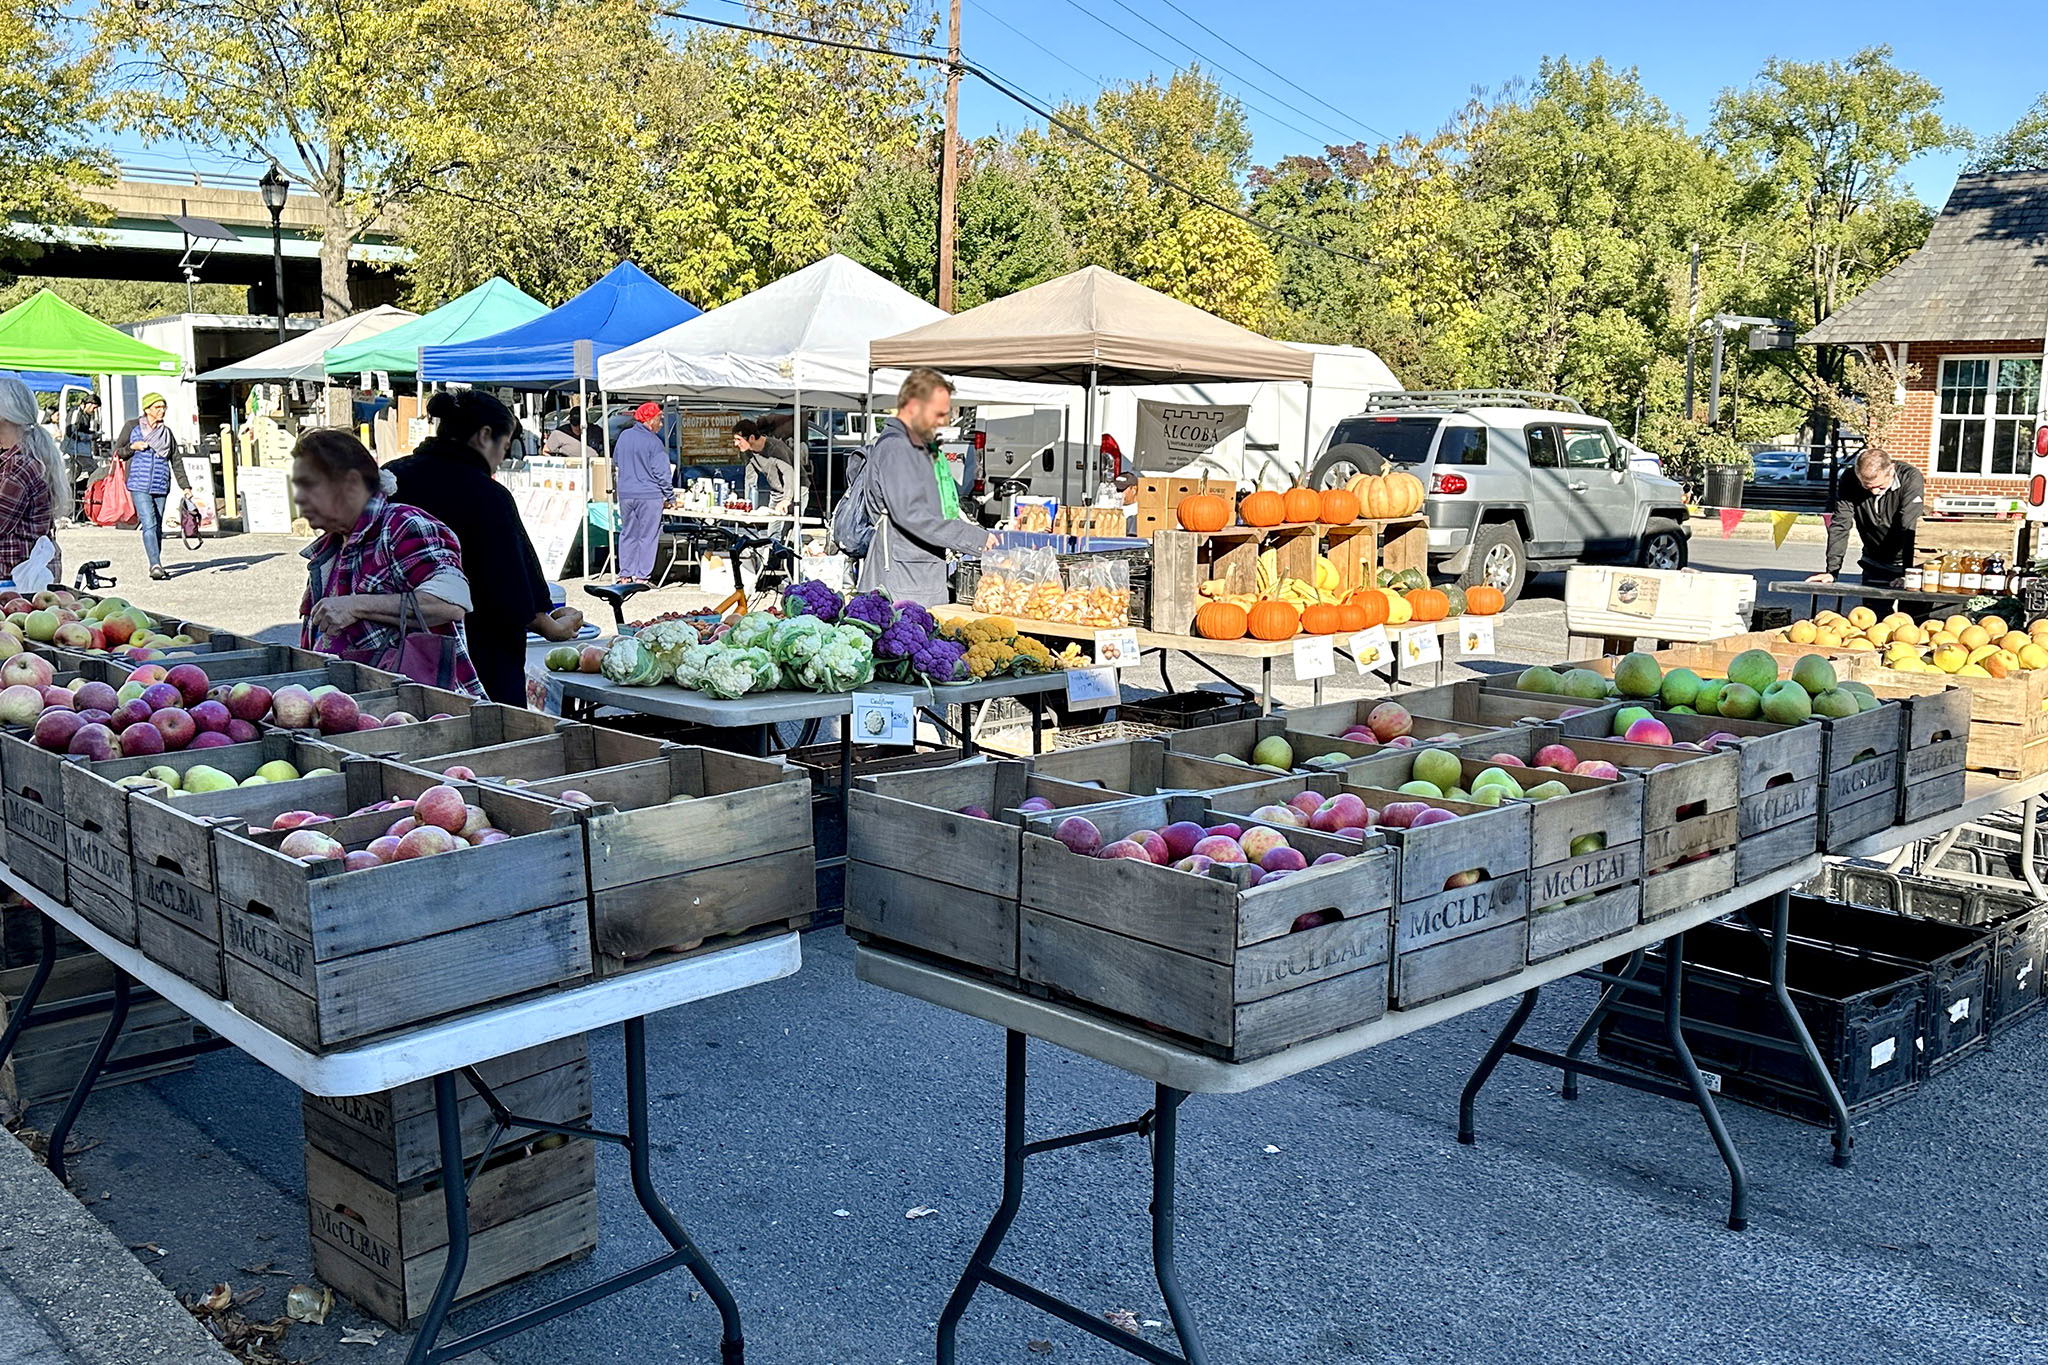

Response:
(416, 261), (699, 385)
(1, 370), (91, 393)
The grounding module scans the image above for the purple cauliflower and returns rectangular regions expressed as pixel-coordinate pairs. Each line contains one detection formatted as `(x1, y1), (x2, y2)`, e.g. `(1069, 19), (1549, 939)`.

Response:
(895, 600), (936, 636)
(874, 615), (931, 664)
(910, 636), (967, 683)
(840, 589), (896, 635)
(782, 579), (842, 623)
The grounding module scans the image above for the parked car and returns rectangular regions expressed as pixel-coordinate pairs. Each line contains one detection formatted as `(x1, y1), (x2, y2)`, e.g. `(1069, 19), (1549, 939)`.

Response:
(1749, 449), (1819, 483)
(1307, 390), (1692, 606)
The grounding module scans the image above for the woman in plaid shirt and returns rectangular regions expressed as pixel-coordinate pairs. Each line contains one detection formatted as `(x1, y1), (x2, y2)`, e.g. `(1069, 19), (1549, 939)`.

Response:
(0, 376), (66, 585)
(292, 430), (485, 698)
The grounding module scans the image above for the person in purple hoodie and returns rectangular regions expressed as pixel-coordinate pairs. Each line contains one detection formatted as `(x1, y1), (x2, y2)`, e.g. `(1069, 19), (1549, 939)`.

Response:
(613, 401), (672, 583)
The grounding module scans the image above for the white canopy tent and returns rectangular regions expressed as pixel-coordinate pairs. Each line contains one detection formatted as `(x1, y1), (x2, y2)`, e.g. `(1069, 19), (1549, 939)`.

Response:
(598, 254), (1069, 517)
(195, 305), (417, 383)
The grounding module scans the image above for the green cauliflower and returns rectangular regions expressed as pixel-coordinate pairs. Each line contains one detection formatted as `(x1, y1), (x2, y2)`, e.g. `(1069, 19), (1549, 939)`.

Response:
(701, 645), (778, 700)
(672, 641), (725, 691)
(795, 623), (876, 692)
(724, 612), (780, 652)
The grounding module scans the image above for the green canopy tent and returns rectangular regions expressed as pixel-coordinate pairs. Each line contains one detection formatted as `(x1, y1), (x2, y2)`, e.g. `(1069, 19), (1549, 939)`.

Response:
(323, 278), (548, 377)
(0, 290), (180, 375)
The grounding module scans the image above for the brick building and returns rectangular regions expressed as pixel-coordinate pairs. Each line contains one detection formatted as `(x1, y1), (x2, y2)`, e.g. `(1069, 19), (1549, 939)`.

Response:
(1802, 169), (2047, 499)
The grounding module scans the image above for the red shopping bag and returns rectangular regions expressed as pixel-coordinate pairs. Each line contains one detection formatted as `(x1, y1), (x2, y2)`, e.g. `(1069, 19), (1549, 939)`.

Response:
(84, 459), (136, 527)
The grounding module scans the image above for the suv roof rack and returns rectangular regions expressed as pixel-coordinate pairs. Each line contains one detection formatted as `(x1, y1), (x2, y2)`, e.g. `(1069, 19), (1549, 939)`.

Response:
(1358, 389), (1587, 415)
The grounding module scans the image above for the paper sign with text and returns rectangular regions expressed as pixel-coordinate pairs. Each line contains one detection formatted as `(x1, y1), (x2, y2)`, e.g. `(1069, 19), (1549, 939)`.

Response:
(1064, 667), (1120, 710)
(1292, 635), (1336, 680)
(1092, 627), (1140, 669)
(1459, 618), (1496, 657)
(1351, 625), (1392, 674)
(1398, 625), (1441, 667)
(849, 691), (916, 746)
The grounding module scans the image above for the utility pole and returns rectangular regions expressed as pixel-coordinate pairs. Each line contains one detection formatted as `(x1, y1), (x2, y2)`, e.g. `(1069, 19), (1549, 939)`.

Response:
(936, 0), (961, 312)
(1708, 323), (1725, 426)
(1682, 241), (1700, 421)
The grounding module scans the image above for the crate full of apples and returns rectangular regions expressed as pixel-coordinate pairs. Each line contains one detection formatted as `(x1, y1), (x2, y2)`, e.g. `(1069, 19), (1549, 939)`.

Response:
(1017, 793), (1394, 1060)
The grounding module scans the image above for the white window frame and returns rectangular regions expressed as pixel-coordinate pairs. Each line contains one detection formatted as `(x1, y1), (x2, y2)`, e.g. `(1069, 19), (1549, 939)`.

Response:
(1936, 354), (2043, 479)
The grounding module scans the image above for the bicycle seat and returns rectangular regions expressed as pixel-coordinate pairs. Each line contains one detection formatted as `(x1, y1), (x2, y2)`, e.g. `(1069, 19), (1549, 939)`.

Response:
(727, 531), (771, 553)
(584, 582), (651, 611)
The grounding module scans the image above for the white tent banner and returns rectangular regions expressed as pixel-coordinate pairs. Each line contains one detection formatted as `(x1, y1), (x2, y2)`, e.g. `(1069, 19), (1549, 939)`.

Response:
(1135, 400), (1248, 471)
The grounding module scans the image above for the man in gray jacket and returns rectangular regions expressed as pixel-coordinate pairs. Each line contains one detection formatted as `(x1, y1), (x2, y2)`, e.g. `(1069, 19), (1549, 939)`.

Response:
(855, 368), (993, 604)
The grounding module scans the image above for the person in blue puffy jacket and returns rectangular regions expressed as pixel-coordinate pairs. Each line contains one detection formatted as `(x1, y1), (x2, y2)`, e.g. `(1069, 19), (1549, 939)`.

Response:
(117, 393), (190, 580)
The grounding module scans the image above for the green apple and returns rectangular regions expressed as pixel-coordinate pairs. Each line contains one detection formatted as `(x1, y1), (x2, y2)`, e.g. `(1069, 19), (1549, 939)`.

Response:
(1250, 735), (1295, 770)
(1523, 780), (1572, 802)
(255, 760), (300, 784)
(1471, 766), (1525, 799)
(141, 765), (183, 791)
(239, 775), (270, 787)
(181, 765), (236, 794)
(1398, 779), (1444, 798)
(1570, 832), (1608, 855)
(1466, 784), (1505, 807)
(1410, 747), (1464, 793)
(301, 767), (339, 779)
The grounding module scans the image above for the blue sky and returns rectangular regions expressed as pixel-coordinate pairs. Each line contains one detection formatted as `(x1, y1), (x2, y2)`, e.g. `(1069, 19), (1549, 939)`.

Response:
(105, 0), (2039, 202)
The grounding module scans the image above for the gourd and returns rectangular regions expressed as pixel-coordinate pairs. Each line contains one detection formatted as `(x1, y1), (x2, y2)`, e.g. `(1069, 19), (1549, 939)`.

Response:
(1441, 584), (1467, 617)
(1176, 494), (1232, 533)
(1194, 601), (1249, 640)
(1465, 585), (1505, 616)
(1317, 488), (1360, 525)
(1345, 590), (1389, 628)
(1380, 588), (1413, 625)
(1247, 600), (1299, 641)
(1300, 603), (1342, 635)
(1239, 490), (1285, 527)
(1405, 588), (1449, 622)
(1283, 486), (1321, 522)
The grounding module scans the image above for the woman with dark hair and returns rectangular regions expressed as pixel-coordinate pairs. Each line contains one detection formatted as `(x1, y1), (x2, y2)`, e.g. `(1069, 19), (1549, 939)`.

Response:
(293, 428), (483, 698)
(388, 390), (583, 703)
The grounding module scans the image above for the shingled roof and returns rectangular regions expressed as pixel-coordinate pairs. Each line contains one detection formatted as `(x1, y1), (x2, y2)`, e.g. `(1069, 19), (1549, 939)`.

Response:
(1802, 169), (2048, 346)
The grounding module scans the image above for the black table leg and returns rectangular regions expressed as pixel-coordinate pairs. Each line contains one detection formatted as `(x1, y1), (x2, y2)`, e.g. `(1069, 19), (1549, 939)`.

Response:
(1029, 693), (1045, 755)
(404, 1018), (747, 1364)
(0, 916), (57, 1069)
(1560, 949), (1646, 1100)
(1662, 930), (1749, 1231)
(45, 973), (130, 1186)
(1457, 987), (1540, 1146)
(938, 1030), (1205, 1365)
(1760, 889), (1853, 1168)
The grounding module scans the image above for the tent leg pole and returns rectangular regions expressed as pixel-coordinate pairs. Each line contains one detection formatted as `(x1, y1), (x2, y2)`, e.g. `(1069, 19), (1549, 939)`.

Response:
(1084, 366), (1098, 502)
(1301, 379), (1315, 483)
(579, 377), (590, 579)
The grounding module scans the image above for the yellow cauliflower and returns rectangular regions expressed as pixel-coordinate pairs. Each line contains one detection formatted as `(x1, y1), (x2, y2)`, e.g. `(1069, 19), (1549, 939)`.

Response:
(964, 641), (1017, 677)
(1014, 637), (1054, 670)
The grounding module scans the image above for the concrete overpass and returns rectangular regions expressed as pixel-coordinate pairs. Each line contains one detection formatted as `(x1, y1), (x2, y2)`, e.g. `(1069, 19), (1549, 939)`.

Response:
(8, 167), (405, 311)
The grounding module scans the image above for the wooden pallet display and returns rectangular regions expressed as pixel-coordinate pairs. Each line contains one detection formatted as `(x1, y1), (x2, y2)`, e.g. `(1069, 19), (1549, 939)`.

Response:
(508, 747), (816, 975)
(1147, 525), (1319, 636)
(59, 733), (333, 948)
(213, 782), (589, 1050)
(1016, 794), (1394, 1060)
(303, 1036), (595, 1329)
(846, 759), (1135, 978)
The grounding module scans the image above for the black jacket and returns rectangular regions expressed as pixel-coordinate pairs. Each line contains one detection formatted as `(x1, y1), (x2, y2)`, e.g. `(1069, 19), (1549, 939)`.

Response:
(388, 438), (553, 705)
(1824, 463), (1923, 578)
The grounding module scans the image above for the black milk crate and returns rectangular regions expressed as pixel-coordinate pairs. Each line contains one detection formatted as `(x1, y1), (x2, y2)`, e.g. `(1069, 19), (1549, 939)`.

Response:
(1785, 895), (1991, 1074)
(1598, 920), (1925, 1125)
(1118, 689), (1258, 731)
(1978, 894), (2047, 1035)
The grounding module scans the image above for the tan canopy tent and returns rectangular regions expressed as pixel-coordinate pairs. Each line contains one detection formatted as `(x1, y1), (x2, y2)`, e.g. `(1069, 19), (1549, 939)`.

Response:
(868, 266), (1319, 499)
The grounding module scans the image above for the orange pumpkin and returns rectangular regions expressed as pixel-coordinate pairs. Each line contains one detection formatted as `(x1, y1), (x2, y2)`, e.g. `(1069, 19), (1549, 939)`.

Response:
(1385, 470), (1425, 517)
(1176, 494), (1232, 533)
(1345, 589), (1389, 628)
(1247, 600), (1299, 641)
(1193, 601), (1249, 640)
(1282, 486), (1321, 523)
(1317, 487), (1360, 525)
(1239, 490), (1285, 527)
(1465, 585), (1505, 616)
(1301, 603), (1342, 635)
(1335, 601), (1369, 632)
(1405, 587), (1449, 622)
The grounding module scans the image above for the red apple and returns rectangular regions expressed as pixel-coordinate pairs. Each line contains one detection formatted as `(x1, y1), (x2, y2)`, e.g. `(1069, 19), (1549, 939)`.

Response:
(72, 681), (118, 713)
(0, 653), (53, 689)
(1411, 807), (1460, 828)
(189, 699), (232, 734)
(125, 664), (168, 687)
(32, 709), (81, 751)
(413, 784), (469, 833)
(314, 691), (361, 734)
(1486, 753), (1525, 768)
(1378, 801), (1427, 829)
(1204, 823), (1242, 840)
(150, 706), (196, 750)
(365, 834), (403, 861)
(66, 722), (116, 761)
(394, 825), (462, 859)
(38, 685), (72, 709)
(270, 685), (317, 729)
(1192, 835), (1245, 863)
(1533, 744), (1579, 772)
(188, 731), (233, 749)
(1099, 839), (1151, 860)
(1127, 829), (1171, 864)
(279, 829), (345, 861)
(1310, 792), (1367, 833)
(1367, 701), (1412, 741)
(342, 850), (384, 872)
(165, 663), (210, 706)
(1055, 816), (1102, 856)
(140, 682), (181, 712)
(225, 719), (260, 743)
(1160, 821), (1207, 860)
(118, 722), (166, 758)
(225, 683), (273, 724)
(1286, 790), (1323, 819)
(1260, 845), (1308, 872)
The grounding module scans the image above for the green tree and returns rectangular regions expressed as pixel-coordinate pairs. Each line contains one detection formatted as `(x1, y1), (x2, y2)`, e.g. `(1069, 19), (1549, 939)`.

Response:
(100, 0), (553, 316)
(0, 276), (247, 320)
(1970, 94), (2048, 172)
(836, 147), (1073, 309)
(1021, 69), (1280, 327)
(0, 0), (107, 266)
(1712, 45), (1965, 440)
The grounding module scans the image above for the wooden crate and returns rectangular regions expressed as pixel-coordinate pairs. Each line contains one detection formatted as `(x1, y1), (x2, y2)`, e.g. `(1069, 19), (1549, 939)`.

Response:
(1031, 735), (1367, 797)
(1810, 702), (1904, 851)
(1862, 684), (1969, 825)
(1851, 666), (2045, 778)
(1374, 678), (1621, 734)
(326, 682), (480, 728)
(128, 761), (459, 998)
(1162, 715), (1413, 774)
(215, 785), (590, 1051)
(308, 1137), (597, 1331)
(1318, 516), (1428, 596)
(1635, 712), (1821, 881)
(301, 1036), (590, 1186)
(1133, 476), (1234, 538)
(59, 733), (332, 947)
(513, 748), (816, 975)
(71, 643), (315, 685)
(1488, 734), (1737, 920)
(410, 723), (673, 786)
(0, 716), (88, 899)
(1147, 525), (1318, 636)
(847, 759), (1134, 978)
(304, 703), (566, 767)
(1279, 694), (1531, 749)
(1, 952), (194, 1108)
(1018, 794), (1394, 1060)
(1334, 788), (1532, 1007)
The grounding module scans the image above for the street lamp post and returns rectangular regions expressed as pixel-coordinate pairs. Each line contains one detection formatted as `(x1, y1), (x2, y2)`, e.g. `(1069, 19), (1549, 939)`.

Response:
(258, 166), (289, 343)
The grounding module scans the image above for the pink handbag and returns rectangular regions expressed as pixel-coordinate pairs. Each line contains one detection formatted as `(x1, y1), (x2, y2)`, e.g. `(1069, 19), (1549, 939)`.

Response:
(335, 591), (458, 689)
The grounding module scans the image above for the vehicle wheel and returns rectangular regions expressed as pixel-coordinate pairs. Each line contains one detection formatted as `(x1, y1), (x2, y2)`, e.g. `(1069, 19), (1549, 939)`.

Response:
(1638, 519), (1688, 571)
(1458, 521), (1527, 606)
(1306, 443), (1388, 490)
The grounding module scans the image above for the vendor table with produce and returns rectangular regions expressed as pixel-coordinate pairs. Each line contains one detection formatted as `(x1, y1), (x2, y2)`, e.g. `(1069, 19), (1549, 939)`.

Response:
(1766, 579), (1982, 613)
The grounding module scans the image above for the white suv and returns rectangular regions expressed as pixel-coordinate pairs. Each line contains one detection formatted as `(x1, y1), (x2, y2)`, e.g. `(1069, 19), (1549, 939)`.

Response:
(1308, 391), (1691, 605)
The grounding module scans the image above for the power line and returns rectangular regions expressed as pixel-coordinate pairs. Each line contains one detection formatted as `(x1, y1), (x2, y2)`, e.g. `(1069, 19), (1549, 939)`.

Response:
(961, 0), (1108, 96)
(1093, 0), (1367, 147)
(1141, 0), (1397, 146)
(659, 8), (1372, 266)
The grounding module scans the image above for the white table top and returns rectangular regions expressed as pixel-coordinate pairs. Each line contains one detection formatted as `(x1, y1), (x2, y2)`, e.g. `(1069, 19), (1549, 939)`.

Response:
(550, 670), (1069, 727)
(855, 855), (1821, 1095)
(0, 865), (801, 1098)
(1831, 769), (2048, 859)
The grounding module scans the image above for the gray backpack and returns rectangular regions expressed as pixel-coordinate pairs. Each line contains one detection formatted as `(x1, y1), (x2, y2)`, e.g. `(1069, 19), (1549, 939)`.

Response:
(831, 445), (879, 559)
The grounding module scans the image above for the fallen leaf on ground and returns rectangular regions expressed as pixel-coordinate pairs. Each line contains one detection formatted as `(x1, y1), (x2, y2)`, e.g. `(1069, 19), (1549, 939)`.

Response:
(906, 1206), (938, 1220)
(832, 1209), (851, 1217)
(196, 1284), (233, 1314)
(340, 1326), (386, 1345)
(238, 1262), (291, 1277)
(284, 1283), (332, 1324)
(1104, 1309), (1141, 1333)
(1026, 1341), (1054, 1355)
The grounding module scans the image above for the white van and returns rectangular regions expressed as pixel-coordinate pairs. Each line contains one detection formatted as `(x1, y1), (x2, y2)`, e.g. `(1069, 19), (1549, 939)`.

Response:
(967, 343), (1401, 508)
